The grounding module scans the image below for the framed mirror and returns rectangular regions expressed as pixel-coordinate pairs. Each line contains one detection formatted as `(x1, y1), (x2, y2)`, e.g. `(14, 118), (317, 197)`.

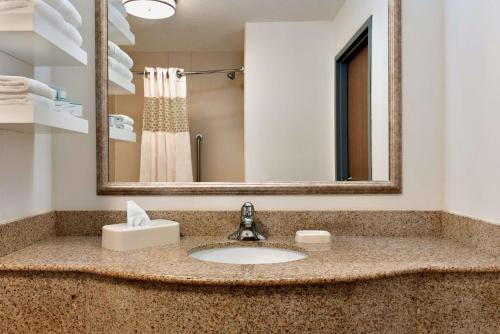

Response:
(96, 0), (401, 195)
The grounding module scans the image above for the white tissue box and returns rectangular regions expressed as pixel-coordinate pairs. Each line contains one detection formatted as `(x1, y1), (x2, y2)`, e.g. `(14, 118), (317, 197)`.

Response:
(102, 219), (180, 251)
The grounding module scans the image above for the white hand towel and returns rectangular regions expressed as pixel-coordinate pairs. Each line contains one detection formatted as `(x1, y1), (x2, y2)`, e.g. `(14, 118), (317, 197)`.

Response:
(62, 18), (82, 45)
(108, 3), (130, 30)
(44, 0), (81, 28)
(108, 41), (133, 69)
(0, 76), (57, 99)
(109, 114), (134, 125)
(108, 56), (133, 82)
(108, 0), (127, 17)
(113, 123), (133, 132)
(0, 1), (29, 11)
(0, 0), (83, 46)
(0, 93), (55, 111)
(127, 201), (151, 227)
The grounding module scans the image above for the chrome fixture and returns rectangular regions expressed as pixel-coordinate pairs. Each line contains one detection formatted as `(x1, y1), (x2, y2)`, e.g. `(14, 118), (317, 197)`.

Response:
(195, 134), (203, 182)
(133, 67), (244, 80)
(228, 202), (266, 241)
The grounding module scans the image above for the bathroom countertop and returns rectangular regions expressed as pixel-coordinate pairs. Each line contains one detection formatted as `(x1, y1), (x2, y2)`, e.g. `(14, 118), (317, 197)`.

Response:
(0, 236), (498, 286)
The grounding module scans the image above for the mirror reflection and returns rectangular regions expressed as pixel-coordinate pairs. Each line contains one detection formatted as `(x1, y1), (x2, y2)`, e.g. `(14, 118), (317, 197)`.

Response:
(107, 0), (389, 183)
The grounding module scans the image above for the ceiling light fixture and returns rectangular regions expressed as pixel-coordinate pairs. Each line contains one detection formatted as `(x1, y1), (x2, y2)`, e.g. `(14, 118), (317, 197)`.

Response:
(123, 0), (176, 20)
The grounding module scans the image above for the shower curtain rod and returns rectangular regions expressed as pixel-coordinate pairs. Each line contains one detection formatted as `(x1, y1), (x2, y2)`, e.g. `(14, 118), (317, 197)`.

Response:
(132, 67), (244, 79)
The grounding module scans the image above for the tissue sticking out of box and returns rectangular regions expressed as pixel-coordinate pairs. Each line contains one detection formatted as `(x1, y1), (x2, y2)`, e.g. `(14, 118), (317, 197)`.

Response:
(127, 200), (151, 227)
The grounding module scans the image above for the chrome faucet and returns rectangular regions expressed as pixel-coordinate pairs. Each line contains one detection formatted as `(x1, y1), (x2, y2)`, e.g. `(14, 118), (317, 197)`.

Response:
(228, 202), (266, 241)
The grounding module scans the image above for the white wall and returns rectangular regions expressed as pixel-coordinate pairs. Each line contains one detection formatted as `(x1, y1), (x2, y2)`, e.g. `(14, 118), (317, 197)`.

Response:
(444, 0), (500, 224)
(244, 22), (335, 182)
(0, 53), (53, 222)
(51, 0), (445, 211)
(244, 0), (389, 182)
(331, 0), (389, 181)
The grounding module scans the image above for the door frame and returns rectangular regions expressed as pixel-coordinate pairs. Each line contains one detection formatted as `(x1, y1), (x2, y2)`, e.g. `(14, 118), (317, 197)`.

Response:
(335, 16), (373, 181)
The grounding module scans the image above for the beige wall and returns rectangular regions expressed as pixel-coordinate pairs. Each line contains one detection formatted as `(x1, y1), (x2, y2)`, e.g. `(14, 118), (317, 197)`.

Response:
(109, 51), (244, 182)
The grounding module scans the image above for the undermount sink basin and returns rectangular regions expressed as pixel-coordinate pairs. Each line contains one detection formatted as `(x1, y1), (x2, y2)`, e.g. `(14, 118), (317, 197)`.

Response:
(190, 246), (307, 265)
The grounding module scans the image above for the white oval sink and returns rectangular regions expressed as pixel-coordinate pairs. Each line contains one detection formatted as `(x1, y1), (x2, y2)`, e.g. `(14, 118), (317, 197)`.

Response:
(190, 246), (307, 265)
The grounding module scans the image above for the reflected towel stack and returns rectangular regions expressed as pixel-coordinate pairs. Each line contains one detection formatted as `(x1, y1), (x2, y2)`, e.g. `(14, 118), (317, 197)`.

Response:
(108, 0), (129, 32)
(108, 41), (134, 83)
(0, 0), (84, 46)
(109, 114), (134, 133)
(109, 0), (127, 17)
(0, 76), (56, 110)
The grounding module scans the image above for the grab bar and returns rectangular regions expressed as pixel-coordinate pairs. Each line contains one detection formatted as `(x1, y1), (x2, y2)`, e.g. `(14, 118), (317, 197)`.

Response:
(195, 134), (203, 182)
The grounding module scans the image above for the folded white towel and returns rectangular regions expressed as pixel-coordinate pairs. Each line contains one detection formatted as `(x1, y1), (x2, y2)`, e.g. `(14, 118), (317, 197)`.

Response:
(61, 16), (82, 45)
(0, 93), (55, 111)
(113, 123), (134, 132)
(109, 114), (134, 126)
(44, 0), (81, 28)
(0, 1), (26, 10)
(109, 0), (127, 18)
(108, 3), (130, 31)
(108, 56), (133, 82)
(108, 41), (133, 69)
(0, 0), (83, 46)
(0, 75), (56, 99)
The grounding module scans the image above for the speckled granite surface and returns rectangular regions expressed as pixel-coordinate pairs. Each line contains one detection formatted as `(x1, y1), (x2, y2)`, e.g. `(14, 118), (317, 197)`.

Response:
(0, 236), (498, 286)
(0, 271), (498, 334)
(1, 211), (499, 333)
(0, 212), (55, 257)
(55, 210), (443, 237)
(442, 212), (500, 256)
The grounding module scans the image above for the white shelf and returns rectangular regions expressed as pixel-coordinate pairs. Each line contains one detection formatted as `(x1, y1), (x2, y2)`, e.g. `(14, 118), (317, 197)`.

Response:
(109, 127), (136, 142)
(108, 69), (135, 95)
(0, 104), (88, 134)
(108, 9), (135, 46)
(0, 11), (87, 66)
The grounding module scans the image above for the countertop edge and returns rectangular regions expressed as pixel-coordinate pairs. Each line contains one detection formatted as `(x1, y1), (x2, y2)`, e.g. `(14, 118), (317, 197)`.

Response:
(0, 265), (499, 287)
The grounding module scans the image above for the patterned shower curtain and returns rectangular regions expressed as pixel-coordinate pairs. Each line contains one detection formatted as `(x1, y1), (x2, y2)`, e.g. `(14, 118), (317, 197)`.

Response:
(139, 67), (193, 182)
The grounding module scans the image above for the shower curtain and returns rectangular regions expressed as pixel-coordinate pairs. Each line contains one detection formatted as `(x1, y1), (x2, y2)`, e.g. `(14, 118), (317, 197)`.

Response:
(139, 67), (193, 182)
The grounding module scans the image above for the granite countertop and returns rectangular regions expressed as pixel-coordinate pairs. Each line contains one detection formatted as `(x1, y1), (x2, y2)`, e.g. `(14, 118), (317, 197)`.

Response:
(0, 236), (498, 286)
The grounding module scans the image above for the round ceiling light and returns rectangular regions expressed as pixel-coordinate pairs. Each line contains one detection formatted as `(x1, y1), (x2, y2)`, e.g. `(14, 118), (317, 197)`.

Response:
(124, 0), (176, 20)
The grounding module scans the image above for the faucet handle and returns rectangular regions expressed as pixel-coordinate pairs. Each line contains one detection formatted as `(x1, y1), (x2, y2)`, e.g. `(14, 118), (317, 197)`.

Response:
(241, 202), (254, 222)
(229, 202), (266, 241)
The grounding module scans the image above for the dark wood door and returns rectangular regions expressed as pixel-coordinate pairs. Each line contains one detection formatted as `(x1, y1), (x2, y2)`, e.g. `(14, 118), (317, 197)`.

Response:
(347, 45), (369, 180)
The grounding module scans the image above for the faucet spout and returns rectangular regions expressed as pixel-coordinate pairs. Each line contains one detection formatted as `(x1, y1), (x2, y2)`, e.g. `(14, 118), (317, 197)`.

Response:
(228, 202), (266, 241)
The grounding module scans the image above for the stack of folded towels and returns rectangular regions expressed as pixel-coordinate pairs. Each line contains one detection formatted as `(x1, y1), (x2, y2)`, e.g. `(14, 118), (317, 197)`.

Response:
(0, 75), (56, 110)
(108, 41), (134, 85)
(0, 0), (83, 47)
(0, 75), (83, 118)
(109, 114), (134, 133)
(108, 0), (129, 32)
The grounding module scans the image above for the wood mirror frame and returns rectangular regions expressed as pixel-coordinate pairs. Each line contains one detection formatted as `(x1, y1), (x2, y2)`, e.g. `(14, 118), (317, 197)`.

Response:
(95, 0), (401, 195)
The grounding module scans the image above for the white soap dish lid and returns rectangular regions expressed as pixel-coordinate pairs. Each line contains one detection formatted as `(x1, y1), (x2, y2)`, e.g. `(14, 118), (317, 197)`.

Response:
(295, 230), (331, 244)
